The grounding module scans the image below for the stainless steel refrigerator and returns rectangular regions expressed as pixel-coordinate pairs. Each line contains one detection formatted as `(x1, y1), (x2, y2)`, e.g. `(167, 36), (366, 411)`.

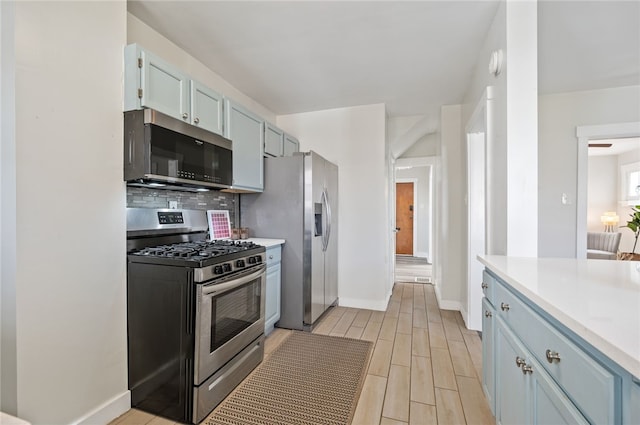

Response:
(241, 151), (338, 331)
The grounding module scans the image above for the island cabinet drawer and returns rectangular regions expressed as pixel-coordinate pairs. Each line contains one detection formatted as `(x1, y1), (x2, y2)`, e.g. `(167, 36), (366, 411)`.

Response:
(265, 245), (281, 267)
(494, 281), (616, 425)
(482, 270), (496, 304)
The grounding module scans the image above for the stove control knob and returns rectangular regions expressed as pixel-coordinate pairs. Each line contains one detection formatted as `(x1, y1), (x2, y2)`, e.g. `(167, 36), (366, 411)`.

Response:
(223, 263), (232, 272)
(213, 265), (223, 275)
(254, 255), (263, 263)
(248, 257), (256, 264)
(236, 259), (245, 268)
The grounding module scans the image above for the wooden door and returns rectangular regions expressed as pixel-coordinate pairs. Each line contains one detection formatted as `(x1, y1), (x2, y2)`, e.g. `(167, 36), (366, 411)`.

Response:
(396, 182), (414, 255)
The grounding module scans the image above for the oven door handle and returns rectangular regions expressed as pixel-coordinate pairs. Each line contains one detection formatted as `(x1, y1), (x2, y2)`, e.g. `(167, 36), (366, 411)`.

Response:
(201, 265), (265, 296)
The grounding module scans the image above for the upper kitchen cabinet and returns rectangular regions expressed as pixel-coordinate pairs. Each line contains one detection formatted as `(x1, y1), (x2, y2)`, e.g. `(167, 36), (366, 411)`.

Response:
(264, 122), (284, 157)
(190, 81), (224, 136)
(124, 44), (224, 136)
(224, 99), (264, 192)
(283, 133), (300, 157)
(264, 123), (300, 158)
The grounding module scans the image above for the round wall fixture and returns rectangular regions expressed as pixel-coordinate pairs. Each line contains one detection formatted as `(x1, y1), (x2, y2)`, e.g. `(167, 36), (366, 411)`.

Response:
(488, 49), (503, 77)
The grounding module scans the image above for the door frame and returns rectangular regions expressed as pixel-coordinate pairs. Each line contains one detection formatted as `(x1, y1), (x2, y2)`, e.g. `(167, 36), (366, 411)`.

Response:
(575, 121), (640, 258)
(394, 156), (436, 264)
(463, 88), (491, 331)
(395, 178), (418, 256)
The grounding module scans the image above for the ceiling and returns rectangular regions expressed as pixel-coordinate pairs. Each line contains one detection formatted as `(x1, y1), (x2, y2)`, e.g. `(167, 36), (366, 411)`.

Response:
(588, 137), (640, 157)
(128, 1), (640, 118)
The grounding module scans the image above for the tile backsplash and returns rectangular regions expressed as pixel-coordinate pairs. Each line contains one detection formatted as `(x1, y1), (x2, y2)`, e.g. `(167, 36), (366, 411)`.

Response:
(126, 186), (239, 227)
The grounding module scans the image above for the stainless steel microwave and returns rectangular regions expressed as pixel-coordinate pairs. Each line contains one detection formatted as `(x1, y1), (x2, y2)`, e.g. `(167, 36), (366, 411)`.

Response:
(124, 109), (232, 192)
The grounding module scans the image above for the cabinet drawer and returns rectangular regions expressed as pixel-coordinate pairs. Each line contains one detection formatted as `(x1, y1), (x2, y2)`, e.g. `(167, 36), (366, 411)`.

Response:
(494, 281), (616, 425)
(265, 246), (281, 267)
(482, 270), (496, 305)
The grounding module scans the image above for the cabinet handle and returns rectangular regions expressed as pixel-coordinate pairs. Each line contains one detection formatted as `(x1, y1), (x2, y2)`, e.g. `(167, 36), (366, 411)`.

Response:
(182, 113), (188, 120)
(545, 349), (561, 363)
(500, 302), (510, 311)
(269, 255), (274, 259)
(484, 310), (492, 318)
(194, 117), (200, 124)
(515, 356), (526, 367)
(521, 364), (533, 375)
(481, 282), (488, 289)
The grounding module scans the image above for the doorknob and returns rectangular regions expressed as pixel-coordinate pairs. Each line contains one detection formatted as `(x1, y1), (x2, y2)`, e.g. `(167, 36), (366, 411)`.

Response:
(393, 227), (400, 233)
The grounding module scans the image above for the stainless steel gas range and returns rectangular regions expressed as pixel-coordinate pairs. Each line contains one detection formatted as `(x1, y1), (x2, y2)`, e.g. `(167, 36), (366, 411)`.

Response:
(126, 208), (265, 423)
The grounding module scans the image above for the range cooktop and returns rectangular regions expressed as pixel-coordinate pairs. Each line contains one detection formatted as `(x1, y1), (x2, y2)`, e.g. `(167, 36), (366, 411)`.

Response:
(128, 239), (265, 269)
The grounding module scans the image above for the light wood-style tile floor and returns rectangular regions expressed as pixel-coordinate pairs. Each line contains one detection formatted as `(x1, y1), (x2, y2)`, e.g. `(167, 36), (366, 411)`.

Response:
(111, 283), (494, 425)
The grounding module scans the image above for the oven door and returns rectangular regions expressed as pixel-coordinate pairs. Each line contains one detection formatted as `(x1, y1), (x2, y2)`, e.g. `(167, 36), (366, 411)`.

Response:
(194, 264), (266, 384)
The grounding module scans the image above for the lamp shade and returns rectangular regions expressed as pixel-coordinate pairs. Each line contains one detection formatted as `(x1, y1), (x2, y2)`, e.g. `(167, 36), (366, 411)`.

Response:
(601, 211), (619, 226)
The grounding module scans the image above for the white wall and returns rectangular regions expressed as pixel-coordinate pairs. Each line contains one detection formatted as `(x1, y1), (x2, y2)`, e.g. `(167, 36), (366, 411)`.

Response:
(437, 105), (464, 308)
(278, 104), (390, 310)
(10, 2), (128, 423)
(0, 0), (17, 413)
(396, 166), (431, 260)
(538, 85), (640, 257)
(127, 13), (277, 124)
(587, 155), (617, 232)
(401, 134), (439, 158)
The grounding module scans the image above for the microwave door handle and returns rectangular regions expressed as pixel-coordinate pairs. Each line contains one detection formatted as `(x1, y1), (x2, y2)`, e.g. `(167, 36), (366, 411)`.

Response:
(201, 266), (265, 296)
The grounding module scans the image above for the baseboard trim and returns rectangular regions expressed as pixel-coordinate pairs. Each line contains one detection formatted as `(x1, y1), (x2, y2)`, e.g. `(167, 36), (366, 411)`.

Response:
(414, 251), (429, 260)
(434, 286), (462, 311)
(339, 296), (388, 311)
(73, 390), (130, 425)
(460, 304), (469, 327)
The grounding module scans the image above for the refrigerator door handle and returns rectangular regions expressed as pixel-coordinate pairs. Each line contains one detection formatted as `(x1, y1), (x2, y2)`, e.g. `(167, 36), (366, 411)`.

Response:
(320, 189), (328, 251)
(323, 188), (332, 252)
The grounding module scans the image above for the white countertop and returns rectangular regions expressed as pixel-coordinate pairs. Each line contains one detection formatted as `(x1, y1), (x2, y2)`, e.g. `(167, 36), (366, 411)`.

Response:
(246, 238), (285, 248)
(478, 255), (640, 379)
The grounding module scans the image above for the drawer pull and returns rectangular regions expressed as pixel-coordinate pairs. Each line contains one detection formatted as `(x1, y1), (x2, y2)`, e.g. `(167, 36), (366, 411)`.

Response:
(269, 255), (274, 259)
(515, 356), (526, 367)
(545, 349), (561, 363)
(485, 310), (492, 318)
(481, 282), (488, 289)
(521, 364), (533, 375)
(501, 302), (510, 311)
(194, 117), (200, 124)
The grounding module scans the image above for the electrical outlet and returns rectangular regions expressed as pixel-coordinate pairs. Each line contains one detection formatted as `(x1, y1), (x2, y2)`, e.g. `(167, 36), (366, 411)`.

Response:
(169, 201), (178, 209)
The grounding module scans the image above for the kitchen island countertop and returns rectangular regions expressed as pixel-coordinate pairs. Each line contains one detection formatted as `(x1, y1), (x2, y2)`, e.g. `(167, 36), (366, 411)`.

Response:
(478, 255), (640, 379)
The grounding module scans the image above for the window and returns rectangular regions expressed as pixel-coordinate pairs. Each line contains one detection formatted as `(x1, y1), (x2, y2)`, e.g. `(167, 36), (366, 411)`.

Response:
(621, 161), (640, 204)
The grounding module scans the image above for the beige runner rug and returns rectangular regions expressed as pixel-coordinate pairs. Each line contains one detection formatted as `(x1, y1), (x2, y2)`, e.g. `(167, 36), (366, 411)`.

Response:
(206, 331), (373, 425)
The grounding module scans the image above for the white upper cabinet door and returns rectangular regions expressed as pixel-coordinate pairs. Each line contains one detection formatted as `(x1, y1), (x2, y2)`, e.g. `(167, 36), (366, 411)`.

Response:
(283, 133), (300, 157)
(139, 49), (189, 121)
(224, 99), (264, 192)
(264, 122), (284, 157)
(190, 81), (224, 136)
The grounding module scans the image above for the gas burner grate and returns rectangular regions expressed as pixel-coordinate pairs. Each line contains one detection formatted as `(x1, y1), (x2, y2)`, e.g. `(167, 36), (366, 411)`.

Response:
(131, 239), (262, 261)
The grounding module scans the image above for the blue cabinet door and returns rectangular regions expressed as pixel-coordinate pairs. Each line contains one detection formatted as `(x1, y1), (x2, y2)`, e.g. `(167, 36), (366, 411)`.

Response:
(264, 122), (284, 157)
(482, 297), (496, 415)
(224, 99), (264, 192)
(190, 81), (224, 136)
(530, 357), (589, 425)
(265, 262), (281, 335)
(283, 134), (300, 156)
(264, 245), (282, 335)
(139, 49), (189, 121)
(496, 318), (530, 425)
